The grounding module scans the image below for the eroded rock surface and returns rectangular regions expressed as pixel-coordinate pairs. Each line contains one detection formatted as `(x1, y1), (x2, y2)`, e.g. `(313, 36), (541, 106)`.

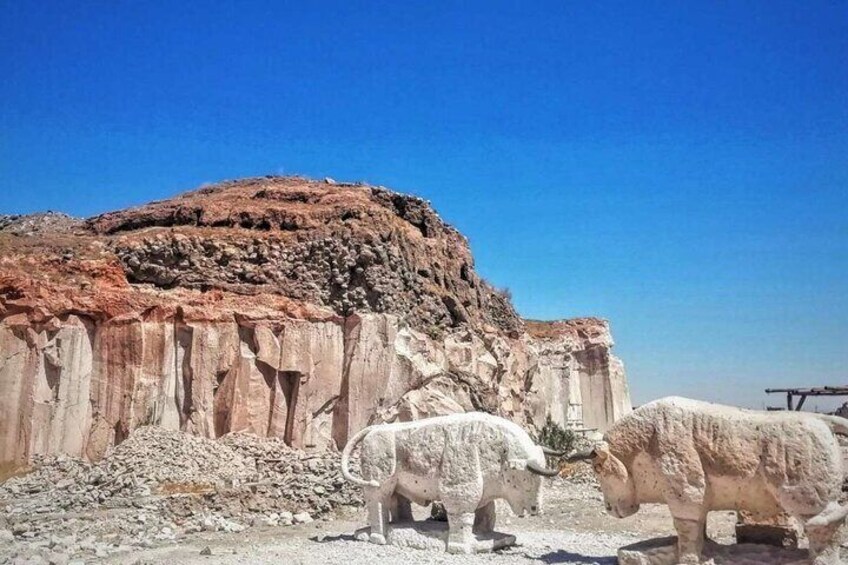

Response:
(0, 176), (631, 467)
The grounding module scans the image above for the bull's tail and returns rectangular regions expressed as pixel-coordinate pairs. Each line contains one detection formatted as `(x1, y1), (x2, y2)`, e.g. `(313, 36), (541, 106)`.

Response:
(341, 425), (379, 487)
(806, 501), (848, 528)
(815, 414), (848, 437)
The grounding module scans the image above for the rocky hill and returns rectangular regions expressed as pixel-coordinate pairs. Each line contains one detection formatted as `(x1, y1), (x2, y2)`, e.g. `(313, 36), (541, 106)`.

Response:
(86, 177), (521, 334)
(0, 176), (631, 467)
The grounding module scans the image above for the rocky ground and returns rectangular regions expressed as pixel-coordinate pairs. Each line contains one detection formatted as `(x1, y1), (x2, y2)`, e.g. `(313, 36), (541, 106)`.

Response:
(0, 212), (82, 235)
(0, 476), (737, 565)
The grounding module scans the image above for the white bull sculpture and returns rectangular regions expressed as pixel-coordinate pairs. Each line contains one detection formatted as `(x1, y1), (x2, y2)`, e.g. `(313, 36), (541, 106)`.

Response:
(341, 412), (560, 554)
(568, 396), (848, 565)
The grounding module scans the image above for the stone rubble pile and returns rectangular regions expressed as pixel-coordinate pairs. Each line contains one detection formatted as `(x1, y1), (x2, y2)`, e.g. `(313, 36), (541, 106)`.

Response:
(0, 427), (362, 564)
(0, 211), (81, 235)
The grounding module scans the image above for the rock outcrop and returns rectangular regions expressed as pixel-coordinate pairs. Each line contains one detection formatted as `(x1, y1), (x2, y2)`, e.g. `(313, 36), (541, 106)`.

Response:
(0, 176), (630, 467)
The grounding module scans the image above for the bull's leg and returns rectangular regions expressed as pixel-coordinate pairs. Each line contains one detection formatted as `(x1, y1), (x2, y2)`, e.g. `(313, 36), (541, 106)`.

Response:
(438, 444), (483, 554)
(777, 485), (848, 564)
(365, 486), (393, 545)
(473, 501), (496, 534)
(672, 515), (707, 564)
(803, 503), (848, 565)
(366, 497), (387, 544)
(657, 450), (707, 565)
(446, 511), (476, 554)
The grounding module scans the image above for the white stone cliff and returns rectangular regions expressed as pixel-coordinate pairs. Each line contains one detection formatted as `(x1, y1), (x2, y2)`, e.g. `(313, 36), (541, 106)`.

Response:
(0, 313), (629, 465)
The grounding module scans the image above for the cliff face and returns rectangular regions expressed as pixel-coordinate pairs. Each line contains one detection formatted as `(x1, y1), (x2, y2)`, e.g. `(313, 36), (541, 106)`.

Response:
(0, 177), (630, 466)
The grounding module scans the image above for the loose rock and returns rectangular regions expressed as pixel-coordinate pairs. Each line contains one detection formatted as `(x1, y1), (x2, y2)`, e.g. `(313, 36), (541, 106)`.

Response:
(0, 427), (362, 563)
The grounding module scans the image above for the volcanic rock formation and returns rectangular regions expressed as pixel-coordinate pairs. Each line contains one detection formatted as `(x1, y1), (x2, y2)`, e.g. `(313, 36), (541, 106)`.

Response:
(0, 176), (631, 466)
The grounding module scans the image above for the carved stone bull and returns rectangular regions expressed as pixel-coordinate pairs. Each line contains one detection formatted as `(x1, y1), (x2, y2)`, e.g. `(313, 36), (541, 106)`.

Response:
(568, 397), (848, 564)
(341, 412), (560, 554)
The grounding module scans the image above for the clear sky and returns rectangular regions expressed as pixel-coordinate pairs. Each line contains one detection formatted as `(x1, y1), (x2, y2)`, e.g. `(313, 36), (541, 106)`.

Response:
(2, 1), (846, 409)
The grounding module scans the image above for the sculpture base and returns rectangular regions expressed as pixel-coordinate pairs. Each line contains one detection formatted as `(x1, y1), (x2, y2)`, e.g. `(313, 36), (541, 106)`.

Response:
(735, 523), (799, 548)
(618, 536), (809, 565)
(354, 521), (516, 553)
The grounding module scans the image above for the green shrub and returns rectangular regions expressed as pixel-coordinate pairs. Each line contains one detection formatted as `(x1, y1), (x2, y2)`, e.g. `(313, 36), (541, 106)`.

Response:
(534, 416), (576, 467)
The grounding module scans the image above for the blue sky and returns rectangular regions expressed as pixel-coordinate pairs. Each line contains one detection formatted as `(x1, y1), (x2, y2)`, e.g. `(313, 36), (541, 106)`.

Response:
(2, 1), (846, 408)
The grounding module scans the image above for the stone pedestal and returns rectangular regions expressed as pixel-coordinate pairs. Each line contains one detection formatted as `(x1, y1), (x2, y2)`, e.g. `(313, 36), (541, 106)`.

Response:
(735, 511), (799, 548)
(617, 536), (808, 565)
(354, 521), (516, 553)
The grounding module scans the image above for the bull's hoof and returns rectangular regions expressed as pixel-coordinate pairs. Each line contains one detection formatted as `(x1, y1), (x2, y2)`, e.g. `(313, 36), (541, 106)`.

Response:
(447, 542), (473, 554)
(369, 533), (387, 545)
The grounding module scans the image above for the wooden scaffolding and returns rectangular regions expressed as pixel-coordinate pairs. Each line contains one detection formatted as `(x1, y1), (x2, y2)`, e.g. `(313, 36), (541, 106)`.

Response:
(765, 385), (848, 411)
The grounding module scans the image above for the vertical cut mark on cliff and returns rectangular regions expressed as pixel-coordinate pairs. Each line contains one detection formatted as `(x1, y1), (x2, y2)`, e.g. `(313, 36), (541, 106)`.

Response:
(258, 359), (280, 438)
(333, 316), (361, 448)
(280, 371), (302, 446)
(175, 320), (194, 430)
(212, 365), (233, 438)
(43, 340), (62, 403)
(114, 421), (128, 446)
(214, 323), (259, 438)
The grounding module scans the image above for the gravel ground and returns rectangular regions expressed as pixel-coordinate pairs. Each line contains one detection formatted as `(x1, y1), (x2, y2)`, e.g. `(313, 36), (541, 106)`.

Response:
(93, 480), (742, 565)
(114, 525), (635, 565)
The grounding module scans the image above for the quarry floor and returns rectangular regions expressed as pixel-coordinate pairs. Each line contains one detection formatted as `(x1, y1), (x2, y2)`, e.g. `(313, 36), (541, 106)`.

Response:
(104, 481), (743, 565)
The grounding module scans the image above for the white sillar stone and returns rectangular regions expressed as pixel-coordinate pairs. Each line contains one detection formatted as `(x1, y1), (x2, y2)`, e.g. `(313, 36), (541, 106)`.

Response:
(292, 512), (313, 524)
(341, 412), (556, 554)
(584, 397), (848, 565)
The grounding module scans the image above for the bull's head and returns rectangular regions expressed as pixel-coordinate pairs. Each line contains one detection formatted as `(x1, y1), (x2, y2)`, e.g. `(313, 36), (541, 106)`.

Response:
(567, 441), (638, 518)
(502, 445), (559, 517)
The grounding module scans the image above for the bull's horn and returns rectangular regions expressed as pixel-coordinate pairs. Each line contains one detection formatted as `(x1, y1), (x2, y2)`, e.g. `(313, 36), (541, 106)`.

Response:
(565, 449), (596, 463)
(540, 446), (568, 456)
(526, 461), (560, 477)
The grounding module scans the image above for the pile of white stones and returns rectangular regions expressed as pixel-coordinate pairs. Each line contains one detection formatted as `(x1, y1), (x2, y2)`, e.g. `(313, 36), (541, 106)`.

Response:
(0, 427), (362, 564)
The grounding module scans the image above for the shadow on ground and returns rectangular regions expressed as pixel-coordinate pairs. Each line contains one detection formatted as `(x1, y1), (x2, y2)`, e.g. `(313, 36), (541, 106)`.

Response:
(535, 550), (617, 565)
(311, 533), (358, 543)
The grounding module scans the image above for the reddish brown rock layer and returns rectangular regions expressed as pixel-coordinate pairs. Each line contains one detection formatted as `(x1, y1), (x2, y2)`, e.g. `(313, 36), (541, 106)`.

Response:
(85, 176), (520, 335)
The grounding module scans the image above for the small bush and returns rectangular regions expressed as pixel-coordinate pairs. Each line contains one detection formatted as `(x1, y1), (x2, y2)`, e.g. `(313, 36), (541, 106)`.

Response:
(534, 416), (576, 467)
(497, 286), (512, 301)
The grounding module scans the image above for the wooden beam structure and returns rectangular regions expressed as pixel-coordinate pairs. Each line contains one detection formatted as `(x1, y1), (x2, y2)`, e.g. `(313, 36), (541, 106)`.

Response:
(764, 385), (848, 411)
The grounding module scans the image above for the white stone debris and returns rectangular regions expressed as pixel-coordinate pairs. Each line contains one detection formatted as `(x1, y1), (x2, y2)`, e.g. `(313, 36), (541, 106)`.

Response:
(0, 426), (361, 564)
(293, 512), (314, 524)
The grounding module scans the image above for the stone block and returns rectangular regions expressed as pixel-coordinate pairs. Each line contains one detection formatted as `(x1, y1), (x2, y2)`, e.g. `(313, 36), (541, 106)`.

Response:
(354, 521), (515, 553)
(617, 536), (809, 565)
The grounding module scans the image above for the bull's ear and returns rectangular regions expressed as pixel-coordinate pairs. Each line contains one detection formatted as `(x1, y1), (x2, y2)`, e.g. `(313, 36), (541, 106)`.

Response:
(594, 441), (611, 463)
(507, 459), (527, 470)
